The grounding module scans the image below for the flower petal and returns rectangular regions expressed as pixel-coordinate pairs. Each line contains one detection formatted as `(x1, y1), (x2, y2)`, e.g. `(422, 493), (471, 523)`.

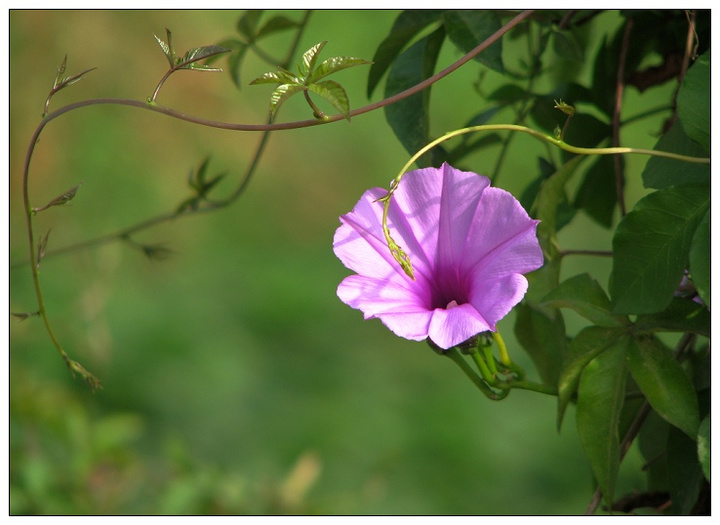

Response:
(337, 275), (433, 340)
(468, 272), (529, 331)
(462, 186), (544, 278)
(428, 303), (491, 349)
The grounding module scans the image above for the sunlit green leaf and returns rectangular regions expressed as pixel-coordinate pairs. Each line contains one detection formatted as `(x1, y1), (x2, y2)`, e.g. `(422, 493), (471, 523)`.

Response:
(626, 336), (699, 440)
(642, 122), (710, 189)
(367, 10), (443, 98)
(307, 80), (350, 120)
(689, 208), (710, 308)
(557, 325), (626, 431)
(677, 50), (709, 153)
(299, 41), (327, 77)
(308, 56), (372, 84)
(268, 84), (304, 122)
(541, 273), (628, 328)
(442, 10), (503, 73)
(178, 45), (231, 70)
(384, 26), (445, 167)
(610, 183), (710, 314)
(249, 68), (298, 85)
(154, 30), (175, 67)
(576, 336), (628, 507)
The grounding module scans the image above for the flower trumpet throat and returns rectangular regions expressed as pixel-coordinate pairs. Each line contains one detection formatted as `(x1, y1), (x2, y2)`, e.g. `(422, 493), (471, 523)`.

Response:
(333, 162), (543, 350)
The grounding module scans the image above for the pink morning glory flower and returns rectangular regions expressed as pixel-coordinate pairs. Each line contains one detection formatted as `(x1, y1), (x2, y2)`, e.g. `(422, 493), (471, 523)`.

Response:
(333, 162), (543, 350)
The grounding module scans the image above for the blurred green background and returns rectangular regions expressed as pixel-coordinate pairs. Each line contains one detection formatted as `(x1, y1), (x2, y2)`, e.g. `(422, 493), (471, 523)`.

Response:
(10, 10), (667, 514)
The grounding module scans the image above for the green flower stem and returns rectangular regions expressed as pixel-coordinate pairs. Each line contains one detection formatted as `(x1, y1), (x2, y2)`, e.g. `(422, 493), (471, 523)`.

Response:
(444, 348), (508, 401)
(498, 379), (558, 397)
(381, 123), (710, 274)
(492, 331), (511, 367)
(469, 349), (496, 384)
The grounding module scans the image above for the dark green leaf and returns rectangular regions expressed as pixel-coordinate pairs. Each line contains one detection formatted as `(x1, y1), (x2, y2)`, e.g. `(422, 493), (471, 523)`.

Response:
(689, 208), (710, 308)
(677, 50), (710, 153)
(552, 27), (584, 62)
(541, 273), (627, 328)
(268, 84), (304, 122)
(557, 325), (626, 431)
(697, 415), (710, 481)
(574, 155), (619, 228)
(513, 303), (567, 388)
(236, 10), (264, 40)
(667, 426), (704, 514)
(610, 184), (710, 314)
(442, 10), (503, 73)
(367, 10), (443, 98)
(633, 297), (710, 338)
(227, 43), (249, 88)
(626, 336), (699, 439)
(486, 83), (528, 104)
(308, 55), (372, 84)
(299, 41), (327, 77)
(307, 80), (350, 120)
(533, 155), (585, 261)
(384, 26), (445, 167)
(255, 15), (299, 39)
(642, 122), (710, 189)
(576, 336), (627, 507)
(638, 410), (670, 492)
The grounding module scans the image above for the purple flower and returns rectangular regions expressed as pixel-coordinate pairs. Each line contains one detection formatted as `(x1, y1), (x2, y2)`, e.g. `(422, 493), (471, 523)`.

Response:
(333, 162), (543, 350)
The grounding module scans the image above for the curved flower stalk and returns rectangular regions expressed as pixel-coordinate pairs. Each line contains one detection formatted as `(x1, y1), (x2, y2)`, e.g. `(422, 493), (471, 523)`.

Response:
(333, 163), (543, 350)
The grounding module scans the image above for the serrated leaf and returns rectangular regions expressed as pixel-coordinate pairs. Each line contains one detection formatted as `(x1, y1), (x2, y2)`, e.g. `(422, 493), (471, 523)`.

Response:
(249, 68), (298, 85)
(677, 50), (710, 153)
(633, 297), (710, 338)
(513, 302), (567, 388)
(367, 10), (443, 98)
(384, 26), (445, 167)
(299, 41), (327, 77)
(255, 15), (299, 39)
(689, 208), (710, 308)
(34, 181), (83, 213)
(642, 122), (710, 189)
(697, 415), (710, 481)
(442, 10), (503, 73)
(626, 336), (699, 440)
(154, 30), (175, 68)
(308, 56), (372, 84)
(610, 184), (710, 314)
(576, 336), (628, 507)
(178, 44), (231, 70)
(307, 80), (350, 120)
(557, 325), (626, 431)
(268, 84), (304, 122)
(237, 10), (264, 40)
(541, 273), (627, 328)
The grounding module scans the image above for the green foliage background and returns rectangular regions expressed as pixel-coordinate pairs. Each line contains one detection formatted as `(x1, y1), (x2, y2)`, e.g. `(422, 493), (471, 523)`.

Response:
(9, 10), (679, 514)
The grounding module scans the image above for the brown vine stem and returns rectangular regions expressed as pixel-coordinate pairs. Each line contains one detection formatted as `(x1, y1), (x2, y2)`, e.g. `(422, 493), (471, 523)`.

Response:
(612, 17), (633, 217)
(21, 10), (533, 385)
